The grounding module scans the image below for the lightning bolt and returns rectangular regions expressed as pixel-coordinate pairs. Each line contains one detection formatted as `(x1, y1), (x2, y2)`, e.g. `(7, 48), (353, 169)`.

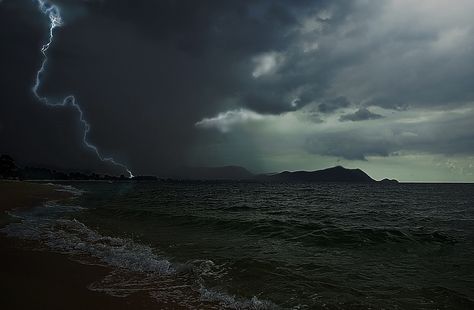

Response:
(31, 0), (134, 178)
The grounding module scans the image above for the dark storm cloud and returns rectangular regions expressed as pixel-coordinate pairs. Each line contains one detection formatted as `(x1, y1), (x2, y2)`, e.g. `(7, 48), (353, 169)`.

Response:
(0, 0), (110, 173)
(0, 0), (333, 174)
(1, 0), (474, 175)
(318, 96), (350, 113)
(194, 0), (474, 168)
(224, 0), (474, 113)
(305, 109), (474, 161)
(320, 1), (474, 111)
(66, 0), (333, 173)
(339, 108), (383, 122)
(77, 0), (358, 115)
(306, 134), (391, 161)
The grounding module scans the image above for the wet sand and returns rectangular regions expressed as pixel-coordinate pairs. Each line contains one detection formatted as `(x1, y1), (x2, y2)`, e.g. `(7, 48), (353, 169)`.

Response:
(0, 181), (173, 310)
(0, 180), (71, 212)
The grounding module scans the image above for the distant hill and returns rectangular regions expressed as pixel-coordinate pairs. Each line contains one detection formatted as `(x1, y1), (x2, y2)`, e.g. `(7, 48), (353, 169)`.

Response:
(0, 154), (398, 183)
(173, 166), (254, 180)
(379, 178), (399, 184)
(258, 166), (378, 183)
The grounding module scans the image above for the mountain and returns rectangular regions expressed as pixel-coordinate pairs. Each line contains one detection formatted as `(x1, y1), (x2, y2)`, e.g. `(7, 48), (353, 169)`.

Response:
(1, 154), (397, 183)
(259, 166), (377, 183)
(173, 166), (254, 180)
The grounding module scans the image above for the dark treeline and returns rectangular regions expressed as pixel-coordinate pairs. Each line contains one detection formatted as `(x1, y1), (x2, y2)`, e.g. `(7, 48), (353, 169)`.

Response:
(0, 154), (149, 181)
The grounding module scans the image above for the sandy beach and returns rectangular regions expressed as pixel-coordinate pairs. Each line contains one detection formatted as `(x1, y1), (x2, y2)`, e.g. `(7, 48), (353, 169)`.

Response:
(0, 181), (71, 213)
(0, 181), (165, 310)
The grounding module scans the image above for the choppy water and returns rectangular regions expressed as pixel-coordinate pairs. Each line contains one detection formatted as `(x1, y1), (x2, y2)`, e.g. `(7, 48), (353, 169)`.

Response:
(2, 182), (474, 309)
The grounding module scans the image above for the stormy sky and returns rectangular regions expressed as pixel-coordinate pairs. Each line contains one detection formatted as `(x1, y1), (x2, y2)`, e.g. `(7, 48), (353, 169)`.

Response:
(0, 0), (473, 182)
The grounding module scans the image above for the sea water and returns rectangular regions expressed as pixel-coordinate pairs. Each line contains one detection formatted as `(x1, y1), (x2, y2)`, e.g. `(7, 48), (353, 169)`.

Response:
(2, 182), (474, 309)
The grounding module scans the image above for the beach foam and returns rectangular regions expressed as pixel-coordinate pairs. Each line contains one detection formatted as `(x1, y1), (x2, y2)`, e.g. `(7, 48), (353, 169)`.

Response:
(2, 205), (174, 274)
(53, 184), (86, 196)
(1, 200), (276, 309)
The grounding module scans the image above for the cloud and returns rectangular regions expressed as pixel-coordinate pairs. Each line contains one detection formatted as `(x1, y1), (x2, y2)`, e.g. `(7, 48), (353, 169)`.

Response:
(339, 108), (383, 122)
(195, 109), (265, 133)
(317, 96), (351, 113)
(236, 0), (474, 114)
(1, 0), (474, 181)
(323, 0), (474, 110)
(305, 107), (474, 160)
(194, 105), (474, 166)
(252, 51), (284, 78)
(1, 0), (324, 174)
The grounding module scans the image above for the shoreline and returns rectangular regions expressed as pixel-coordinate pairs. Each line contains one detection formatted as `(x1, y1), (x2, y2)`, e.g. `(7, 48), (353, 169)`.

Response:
(0, 180), (72, 213)
(0, 181), (173, 309)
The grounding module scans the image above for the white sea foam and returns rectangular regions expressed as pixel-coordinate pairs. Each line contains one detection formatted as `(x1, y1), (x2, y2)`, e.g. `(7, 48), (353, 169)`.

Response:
(53, 184), (85, 196)
(1, 203), (276, 309)
(199, 287), (277, 309)
(1, 205), (174, 274)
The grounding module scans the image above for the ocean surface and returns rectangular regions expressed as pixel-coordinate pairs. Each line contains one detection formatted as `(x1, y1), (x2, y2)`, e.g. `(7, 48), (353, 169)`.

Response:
(2, 182), (474, 309)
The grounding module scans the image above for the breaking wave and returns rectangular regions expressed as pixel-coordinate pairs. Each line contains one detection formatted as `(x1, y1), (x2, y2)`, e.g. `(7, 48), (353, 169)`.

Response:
(1, 199), (276, 309)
